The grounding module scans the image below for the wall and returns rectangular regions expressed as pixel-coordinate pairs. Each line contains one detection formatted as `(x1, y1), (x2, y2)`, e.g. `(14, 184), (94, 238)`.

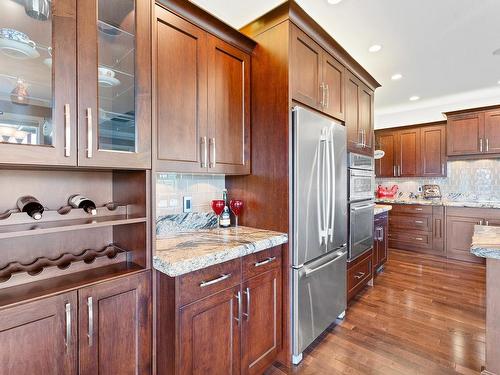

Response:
(156, 173), (225, 217)
(376, 159), (500, 201)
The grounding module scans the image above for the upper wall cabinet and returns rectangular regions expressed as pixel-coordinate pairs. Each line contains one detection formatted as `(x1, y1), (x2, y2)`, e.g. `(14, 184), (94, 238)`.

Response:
(446, 106), (500, 158)
(346, 71), (374, 156)
(291, 26), (345, 122)
(154, 5), (252, 175)
(0, 0), (151, 169)
(78, 0), (151, 169)
(0, 0), (77, 166)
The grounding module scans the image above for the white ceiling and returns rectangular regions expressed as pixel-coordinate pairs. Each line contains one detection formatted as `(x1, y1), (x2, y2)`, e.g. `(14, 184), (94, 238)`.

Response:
(191, 0), (500, 121)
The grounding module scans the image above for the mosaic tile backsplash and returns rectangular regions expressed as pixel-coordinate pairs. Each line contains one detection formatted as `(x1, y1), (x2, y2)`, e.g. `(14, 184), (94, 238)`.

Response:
(156, 173), (226, 217)
(376, 159), (500, 201)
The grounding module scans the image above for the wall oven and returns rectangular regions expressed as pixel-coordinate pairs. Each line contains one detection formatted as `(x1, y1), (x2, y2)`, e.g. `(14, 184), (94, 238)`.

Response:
(348, 153), (375, 261)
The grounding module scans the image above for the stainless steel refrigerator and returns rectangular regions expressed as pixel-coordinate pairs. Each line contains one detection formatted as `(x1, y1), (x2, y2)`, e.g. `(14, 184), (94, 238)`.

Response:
(291, 106), (347, 364)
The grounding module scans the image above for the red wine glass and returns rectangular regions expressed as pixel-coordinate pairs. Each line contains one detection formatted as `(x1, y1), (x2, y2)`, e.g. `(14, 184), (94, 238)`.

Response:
(230, 199), (243, 227)
(211, 200), (225, 226)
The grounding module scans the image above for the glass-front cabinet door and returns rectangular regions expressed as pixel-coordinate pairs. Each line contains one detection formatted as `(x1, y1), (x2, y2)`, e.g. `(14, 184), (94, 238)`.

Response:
(77, 0), (151, 169)
(0, 0), (77, 166)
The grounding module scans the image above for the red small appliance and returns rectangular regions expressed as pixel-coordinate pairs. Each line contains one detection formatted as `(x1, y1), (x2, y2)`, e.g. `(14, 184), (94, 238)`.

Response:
(376, 185), (398, 198)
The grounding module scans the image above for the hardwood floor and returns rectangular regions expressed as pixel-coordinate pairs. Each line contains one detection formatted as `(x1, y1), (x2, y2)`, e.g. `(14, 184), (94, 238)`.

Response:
(267, 249), (486, 375)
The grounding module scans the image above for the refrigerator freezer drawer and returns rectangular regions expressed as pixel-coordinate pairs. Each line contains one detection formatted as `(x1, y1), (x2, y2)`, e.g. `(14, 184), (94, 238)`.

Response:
(293, 248), (347, 356)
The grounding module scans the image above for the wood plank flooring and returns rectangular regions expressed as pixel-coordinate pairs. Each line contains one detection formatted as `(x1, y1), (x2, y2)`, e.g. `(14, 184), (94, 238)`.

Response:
(267, 249), (486, 375)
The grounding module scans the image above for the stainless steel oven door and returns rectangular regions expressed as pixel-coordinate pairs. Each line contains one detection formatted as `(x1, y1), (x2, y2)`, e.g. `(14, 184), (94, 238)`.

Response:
(349, 200), (375, 260)
(349, 169), (375, 202)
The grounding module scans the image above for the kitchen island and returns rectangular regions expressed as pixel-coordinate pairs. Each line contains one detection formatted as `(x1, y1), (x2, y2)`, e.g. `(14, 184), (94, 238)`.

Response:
(471, 225), (500, 375)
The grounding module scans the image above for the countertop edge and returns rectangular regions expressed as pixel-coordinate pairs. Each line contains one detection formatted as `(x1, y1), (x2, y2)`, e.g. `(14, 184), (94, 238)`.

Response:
(153, 233), (288, 277)
(470, 225), (500, 260)
(375, 199), (500, 209)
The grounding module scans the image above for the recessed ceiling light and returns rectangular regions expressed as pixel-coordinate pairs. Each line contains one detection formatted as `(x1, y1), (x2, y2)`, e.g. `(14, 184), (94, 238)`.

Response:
(409, 96), (420, 101)
(391, 73), (403, 81)
(327, 0), (343, 4)
(368, 44), (382, 53)
(498, 80), (500, 84)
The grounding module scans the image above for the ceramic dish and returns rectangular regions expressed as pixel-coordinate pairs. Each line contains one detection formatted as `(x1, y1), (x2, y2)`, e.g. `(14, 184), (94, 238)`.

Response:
(98, 75), (120, 87)
(0, 28), (39, 60)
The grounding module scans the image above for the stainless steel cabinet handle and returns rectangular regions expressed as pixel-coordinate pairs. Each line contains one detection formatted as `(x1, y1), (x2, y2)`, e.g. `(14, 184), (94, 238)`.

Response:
(380, 227), (384, 240)
(200, 137), (207, 168)
(64, 104), (71, 157)
(415, 220), (424, 224)
(486, 138), (489, 152)
(325, 84), (330, 109)
(393, 165), (397, 177)
(200, 273), (231, 288)
(354, 272), (365, 280)
(486, 220), (489, 226)
(243, 287), (250, 321)
(480, 138), (483, 152)
(87, 297), (93, 347)
(319, 83), (325, 107)
(65, 302), (71, 352)
(415, 237), (424, 241)
(415, 208), (423, 211)
(398, 165), (401, 176)
(86, 108), (93, 158)
(235, 291), (242, 325)
(441, 163), (445, 175)
(255, 257), (276, 267)
(209, 138), (216, 168)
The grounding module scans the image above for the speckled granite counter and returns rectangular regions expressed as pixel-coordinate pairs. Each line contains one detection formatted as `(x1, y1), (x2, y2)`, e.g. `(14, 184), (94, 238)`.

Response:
(471, 225), (500, 259)
(154, 226), (288, 277)
(376, 197), (500, 209)
(374, 204), (392, 215)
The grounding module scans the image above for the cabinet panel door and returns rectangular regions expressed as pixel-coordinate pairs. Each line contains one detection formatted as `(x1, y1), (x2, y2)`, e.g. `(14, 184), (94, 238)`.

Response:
(207, 36), (251, 174)
(79, 271), (151, 375)
(291, 26), (322, 109)
(322, 52), (345, 121)
(154, 6), (208, 173)
(375, 131), (396, 177)
(345, 71), (361, 152)
(358, 84), (374, 155)
(421, 125), (446, 177)
(0, 292), (77, 375)
(446, 216), (484, 264)
(0, 0), (77, 166)
(78, 0), (151, 168)
(447, 113), (483, 156)
(397, 128), (421, 176)
(179, 285), (241, 375)
(484, 109), (500, 154)
(242, 269), (282, 375)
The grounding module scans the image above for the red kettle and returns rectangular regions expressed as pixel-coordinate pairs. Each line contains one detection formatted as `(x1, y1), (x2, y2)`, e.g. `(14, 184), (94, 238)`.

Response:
(376, 185), (398, 198)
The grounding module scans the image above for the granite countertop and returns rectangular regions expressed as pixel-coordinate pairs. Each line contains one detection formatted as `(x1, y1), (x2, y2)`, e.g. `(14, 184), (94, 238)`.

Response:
(471, 225), (500, 259)
(375, 197), (500, 209)
(154, 226), (288, 277)
(374, 204), (392, 215)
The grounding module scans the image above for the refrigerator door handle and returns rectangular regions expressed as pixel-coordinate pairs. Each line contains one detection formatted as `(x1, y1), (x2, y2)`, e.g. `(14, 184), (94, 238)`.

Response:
(325, 127), (332, 244)
(316, 136), (324, 245)
(304, 250), (347, 277)
(328, 126), (335, 243)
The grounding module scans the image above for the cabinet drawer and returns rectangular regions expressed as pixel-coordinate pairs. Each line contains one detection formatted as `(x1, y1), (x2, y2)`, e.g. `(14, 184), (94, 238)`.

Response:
(389, 214), (432, 232)
(347, 250), (372, 300)
(388, 231), (432, 249)
(390, 204), (433, 215)
(242, 246), (282, 281)
(178, 259), (242, 306)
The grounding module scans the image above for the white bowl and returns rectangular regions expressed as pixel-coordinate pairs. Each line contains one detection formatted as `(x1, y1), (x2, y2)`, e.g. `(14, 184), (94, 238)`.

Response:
(0, 38), (39, 60)
(98, 75), (120, 87)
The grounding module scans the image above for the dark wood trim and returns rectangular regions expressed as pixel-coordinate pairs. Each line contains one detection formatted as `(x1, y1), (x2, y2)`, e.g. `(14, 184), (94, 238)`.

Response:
(444, 104), (500, 117)
(375, 120), (446, 133)
(155, 0), (256, 54)
(240, 0), (380, 91)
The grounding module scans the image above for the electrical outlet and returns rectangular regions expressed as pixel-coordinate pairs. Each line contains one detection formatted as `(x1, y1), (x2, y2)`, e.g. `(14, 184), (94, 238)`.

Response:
(417, 186), (422, 193)
(183, 196), (192, 213)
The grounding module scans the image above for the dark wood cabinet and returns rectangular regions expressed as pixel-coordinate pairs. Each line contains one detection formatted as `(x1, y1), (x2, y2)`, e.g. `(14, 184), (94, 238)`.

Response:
(346, 71), (374, 156)
(156, 247), (283, 375)
(154, 5), (253, 175)
(241, 268), (282, 375)
(0, 292), (78, 375)
(347, 249), (373, 302)
(446, 105), (500, 158)
(179, 285), (241, 375)
(421, 125), (446, 177)
(291, 25), (345, 121)
(375, 122), (446, 178)
(78, 271), (151, 375)
(373, 212), (388, 274)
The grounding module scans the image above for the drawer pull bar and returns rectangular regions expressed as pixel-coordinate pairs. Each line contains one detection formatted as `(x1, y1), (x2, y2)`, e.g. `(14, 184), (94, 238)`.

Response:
(415, 208), (423, 211)
(235, 291), (242, 325)
(415, 237), (424, 241)
(65, 302), (71, 352)
(255, 257), (276, 267)
(243, 287), (250, 321)
(415, 220), (424, 224)
(354, 272), (365, 280)
(200, 273), (231, 288)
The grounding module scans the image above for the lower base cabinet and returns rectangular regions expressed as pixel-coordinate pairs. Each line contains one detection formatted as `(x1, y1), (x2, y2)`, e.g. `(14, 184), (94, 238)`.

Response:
(156, 246), (283, 375)
(373, 212), (388, 274)
(347, 249), (373, 302)
(0, 271), (151, 375)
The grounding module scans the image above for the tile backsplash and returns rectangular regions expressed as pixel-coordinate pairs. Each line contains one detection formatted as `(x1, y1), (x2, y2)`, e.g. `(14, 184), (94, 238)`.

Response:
(156, 173), (226, 217)
(376, 159), (500, 200)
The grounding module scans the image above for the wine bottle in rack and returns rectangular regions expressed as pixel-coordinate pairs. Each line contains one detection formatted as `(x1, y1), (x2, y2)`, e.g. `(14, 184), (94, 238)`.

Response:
(68, 194), (97, 216)
(17, 195), (44, 220)
(220, 189), (231, 228)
